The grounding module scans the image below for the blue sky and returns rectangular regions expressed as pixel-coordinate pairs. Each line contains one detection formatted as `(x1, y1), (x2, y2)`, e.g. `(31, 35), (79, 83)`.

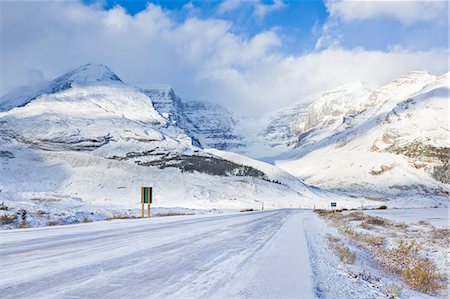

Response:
(81, 0), (329, 54)
(83, 0), (448, 53)
(1, 0), (449, 113)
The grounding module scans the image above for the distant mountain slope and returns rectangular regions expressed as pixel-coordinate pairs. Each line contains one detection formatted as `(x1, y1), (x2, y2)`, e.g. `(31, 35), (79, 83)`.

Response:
(142, 86), (243, 150)
(233, 81), (370, 160)
(273, 71), (449, 201)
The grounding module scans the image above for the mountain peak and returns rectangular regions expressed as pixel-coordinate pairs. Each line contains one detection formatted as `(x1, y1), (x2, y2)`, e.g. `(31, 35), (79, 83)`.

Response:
(51, 64), (122, 92)
(0, 64), (123, 111)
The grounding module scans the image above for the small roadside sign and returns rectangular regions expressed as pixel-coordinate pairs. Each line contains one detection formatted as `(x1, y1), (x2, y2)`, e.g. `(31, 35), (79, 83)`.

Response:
(330, 202), (337, 207)
(141, 187), (153, 218)
(141, 187), (152, 204)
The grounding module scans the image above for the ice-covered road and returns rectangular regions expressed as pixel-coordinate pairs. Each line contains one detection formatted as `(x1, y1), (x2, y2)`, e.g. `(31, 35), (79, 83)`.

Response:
(1, 210), (317, 299)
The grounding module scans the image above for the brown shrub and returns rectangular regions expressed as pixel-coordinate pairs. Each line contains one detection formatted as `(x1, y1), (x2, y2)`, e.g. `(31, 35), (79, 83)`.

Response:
(155, 212), (194, 217)
(339, 226), (385, 247)
(401, 259), (445, 295)
(314, 209), (333, 216)
(373, 240), (446, 295)
(413, 162), (427, 169)
(395, 222), (408, 229)
(365, 216), (391, 227)
(326, 234), (355, 264)
(364, 235), (385, 246)
(370, 164), (392, 175)
(346, 212), (365, 221)
(417, 220), (432, 226)
(0, 214), (17, 225)
(360, 221), (371, 230)
(35, 210), (49, 217)
(432, 228), (449, 240)
(47, 220), (60, 226)
(17, 221), (28, 228)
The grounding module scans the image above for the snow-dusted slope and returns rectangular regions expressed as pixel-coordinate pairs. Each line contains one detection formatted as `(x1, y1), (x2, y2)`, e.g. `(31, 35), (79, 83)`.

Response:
(0, 64), (122, 111)
(274, 71), (449, 203)
(233, 81), (370, 161)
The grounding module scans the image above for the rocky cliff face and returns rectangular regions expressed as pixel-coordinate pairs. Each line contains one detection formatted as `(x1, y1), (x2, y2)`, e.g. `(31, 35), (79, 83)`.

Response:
(263, 101), (310, 148)
(142, 87), (243, 150)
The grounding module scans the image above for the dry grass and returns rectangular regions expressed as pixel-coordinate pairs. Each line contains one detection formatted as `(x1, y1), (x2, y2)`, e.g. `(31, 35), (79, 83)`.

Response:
(359, 221), (371, 230)
(339, 226), (385, 247)
(365, 216), (391, 227)
(373, 240), (446, 295)
(395, 222), (408, 229)
(105, 215), (135, 220)
(317, 208), (447, 296)
(35, 210), (49, 217)
(17, 221), (28, 228)
(401, 259), (445, 294)
(326, 234), (355, 264)
(432, 228), (449, 241)
(313, 209), (332, 216)
(347, 212), (365, 221)
(0, 214), (17, 225)
(431, 228), (450, 247)
(370, 164), (393, 175)
(47, 220), (60, 226)
(417, 220), (432, 226)
(155, 212), (194, 217)
(384, 284), (403, 299)
(364, 235), (385, 246)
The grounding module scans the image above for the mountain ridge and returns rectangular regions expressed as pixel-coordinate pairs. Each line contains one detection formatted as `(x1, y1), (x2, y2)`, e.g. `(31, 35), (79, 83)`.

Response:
(0, 64), (448, 219)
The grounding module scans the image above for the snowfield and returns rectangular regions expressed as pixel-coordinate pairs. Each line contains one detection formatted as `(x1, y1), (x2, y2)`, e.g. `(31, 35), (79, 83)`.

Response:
(364, 207), (449, 228)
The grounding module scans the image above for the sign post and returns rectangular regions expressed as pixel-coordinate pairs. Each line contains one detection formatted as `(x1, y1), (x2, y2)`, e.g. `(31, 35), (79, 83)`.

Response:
(330, 202), (337, 213)
(141, 187), (145, 218)
(148, 187), (152, 218)
(141, 187), (153, 218)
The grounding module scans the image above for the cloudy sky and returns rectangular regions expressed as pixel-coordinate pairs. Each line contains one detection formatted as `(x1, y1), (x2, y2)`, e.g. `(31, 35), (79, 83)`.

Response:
(1, 0), (448, 114)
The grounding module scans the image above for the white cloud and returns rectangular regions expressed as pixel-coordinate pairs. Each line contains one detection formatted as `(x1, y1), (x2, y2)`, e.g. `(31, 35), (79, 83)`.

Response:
(1, 1), (448, 115)
(254, 0), (285, 18)
(218, 0), (285, 18)
(218, 0), (243, 14)
(326, 0), (448, 25)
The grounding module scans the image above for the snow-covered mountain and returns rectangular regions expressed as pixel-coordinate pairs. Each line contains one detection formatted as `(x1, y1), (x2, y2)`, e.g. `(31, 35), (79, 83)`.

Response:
(1, 64), (447, 227)
(267, 70), (449, 203)
(1, 64), (344, 227)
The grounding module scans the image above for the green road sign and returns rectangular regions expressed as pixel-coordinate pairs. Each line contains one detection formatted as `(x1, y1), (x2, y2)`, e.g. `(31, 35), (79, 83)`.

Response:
(141, 187), (153, 204)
